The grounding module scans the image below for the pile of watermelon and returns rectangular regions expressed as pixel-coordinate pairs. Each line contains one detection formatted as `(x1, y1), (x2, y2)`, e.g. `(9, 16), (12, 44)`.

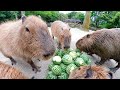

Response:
(46, 48), (92, 79)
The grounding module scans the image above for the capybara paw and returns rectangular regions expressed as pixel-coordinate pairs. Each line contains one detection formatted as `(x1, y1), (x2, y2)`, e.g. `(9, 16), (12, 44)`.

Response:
(110, 67), (119, 73)
(32, 66), (41, 73)
(11, 60), (17, 65)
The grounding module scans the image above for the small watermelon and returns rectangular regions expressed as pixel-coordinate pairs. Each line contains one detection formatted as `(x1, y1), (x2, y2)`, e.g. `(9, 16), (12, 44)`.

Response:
(66, 63), (77, 74)
(57, 49), (64, 57)
(75, 48), (80, 52)
(86, 58), (92, 65)
(80, 52), (89, 62)
(52, 56), (62, 65)
(76, 52), (81, 57)
(48, 63), (54, 71)
(60, 63), (67, 72)
(69, 51), (77, 59)
(46, 71), (57, 79)
(58, 72), (68, 79)
(75, 58), (86, 67)
(52, 65), (62, 75)
(62, 54), (73, 65)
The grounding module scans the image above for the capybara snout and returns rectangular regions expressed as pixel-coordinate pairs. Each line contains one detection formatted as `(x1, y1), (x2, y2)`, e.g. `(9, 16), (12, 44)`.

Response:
(63, 36), (71, 49)
(42, 49), (55, 59)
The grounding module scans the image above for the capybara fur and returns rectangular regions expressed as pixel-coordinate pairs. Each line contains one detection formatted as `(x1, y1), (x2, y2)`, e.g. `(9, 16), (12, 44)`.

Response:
(76, 29), (120, 72)
(51, 21), (71, 50)
(69, 65), (113, 79)
(0, 61), (27, 79)
(0, 15), (55, 73)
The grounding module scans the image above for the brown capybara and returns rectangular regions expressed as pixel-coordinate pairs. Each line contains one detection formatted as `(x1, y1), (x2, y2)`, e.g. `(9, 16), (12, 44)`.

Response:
(76, 29), (120, 73)
(0, 15), (56, 73)
(69, 65), (113, 79)
(0, 61), (27, 79)
(51, 21), (71, 50)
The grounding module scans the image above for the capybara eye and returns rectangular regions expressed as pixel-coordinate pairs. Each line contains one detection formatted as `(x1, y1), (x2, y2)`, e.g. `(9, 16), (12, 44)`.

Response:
(86, 34), (90, 38)
(78, 67), (81, 70)
(25, 27), (30, 32)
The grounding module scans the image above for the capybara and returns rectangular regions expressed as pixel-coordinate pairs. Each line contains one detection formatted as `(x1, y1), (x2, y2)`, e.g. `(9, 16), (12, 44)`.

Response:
(0, 61), (27, 79)
(0, 15), (56, 73)
(51, 21), (71, 50)
(76, 29), (120, 73)
(69, 65), (113, 79)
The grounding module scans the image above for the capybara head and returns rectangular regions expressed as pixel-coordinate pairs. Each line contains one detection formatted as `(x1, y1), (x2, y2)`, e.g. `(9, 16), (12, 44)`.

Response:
(19, 15), (56, 60)
(60, 26), (71, 50)
(69, 65), (113, 79)
(76, 34), (94, 54)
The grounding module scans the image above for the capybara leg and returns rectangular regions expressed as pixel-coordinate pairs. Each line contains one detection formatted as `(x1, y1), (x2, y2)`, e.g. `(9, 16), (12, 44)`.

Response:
(27, 60), (41, 73)
(110, 60), (120, 73)
(2, 53), (17, 65)
(10, 57), (17, 65)
(95, 59), (106, 65)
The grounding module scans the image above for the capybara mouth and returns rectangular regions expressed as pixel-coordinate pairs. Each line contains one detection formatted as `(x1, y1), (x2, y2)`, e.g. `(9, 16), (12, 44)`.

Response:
(42, 51), (55, 60)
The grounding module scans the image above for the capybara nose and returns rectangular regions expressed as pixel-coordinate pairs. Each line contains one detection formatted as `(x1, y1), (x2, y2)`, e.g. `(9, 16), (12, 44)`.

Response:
(43, 52), (51, 57)
(64, 46), (70, 49)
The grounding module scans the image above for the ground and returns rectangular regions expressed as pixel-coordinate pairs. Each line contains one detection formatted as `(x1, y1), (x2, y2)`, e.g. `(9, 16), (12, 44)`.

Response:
(0, 28), (120, 79)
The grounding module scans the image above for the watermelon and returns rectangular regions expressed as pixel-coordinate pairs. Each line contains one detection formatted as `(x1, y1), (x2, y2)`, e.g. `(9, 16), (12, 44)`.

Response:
(76, 52), (81, 57)
(57, 49), (64, 57)
(46, 71), (57, 79)
(52, 56), (62, 65)
(60, 63), (67, 72)
(62, 54), (73, 65)
(58, 72), (68, 79)
(48, 63), (54, 71)
(69, 51), (77, 59)
(55, 49), (60, 56)
(66, 63), (77, 74)
(86, 59), (92, 65)
(75, 48), (80, 52)
(75, 57), (86, 67)
(52, 65), (62, 75)
(80, 52), (89, 63)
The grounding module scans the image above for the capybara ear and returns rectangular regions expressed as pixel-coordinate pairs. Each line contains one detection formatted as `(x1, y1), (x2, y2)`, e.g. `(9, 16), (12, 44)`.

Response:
(86, 34), (90, 38)
(85, 66), (93, 78)
(21, 15), (26, 23)
(61, 28), (63, 30)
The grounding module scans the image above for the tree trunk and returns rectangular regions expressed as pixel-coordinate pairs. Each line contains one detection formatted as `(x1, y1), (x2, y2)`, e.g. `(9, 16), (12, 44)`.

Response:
(21, 11), (25, 17)
(82, 11), (91, 31)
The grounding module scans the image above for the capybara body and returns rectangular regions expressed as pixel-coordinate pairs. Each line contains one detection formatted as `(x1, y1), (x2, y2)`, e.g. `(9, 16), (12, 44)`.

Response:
(51, 21), (71, 50)
(69, 65), (112, 79)
(0, 15), (56, 73)
(0, 61), (27, 79)
(76, 29), (120, 72)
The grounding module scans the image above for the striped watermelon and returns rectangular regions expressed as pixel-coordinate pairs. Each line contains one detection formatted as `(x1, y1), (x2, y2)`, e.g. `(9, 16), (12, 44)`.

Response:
(58, 72), (68, 79)
(62, 54), (73, 65)
(52, 65), (62, 75)
(60, 63), (67, 72)
(48, 63), (54, 71)
(46, 71), (57, 79)
(66, 63), (77, 74)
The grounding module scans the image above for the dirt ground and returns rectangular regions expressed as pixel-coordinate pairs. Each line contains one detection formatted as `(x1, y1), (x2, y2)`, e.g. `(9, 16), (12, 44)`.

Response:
(0, 28), (119, 79)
